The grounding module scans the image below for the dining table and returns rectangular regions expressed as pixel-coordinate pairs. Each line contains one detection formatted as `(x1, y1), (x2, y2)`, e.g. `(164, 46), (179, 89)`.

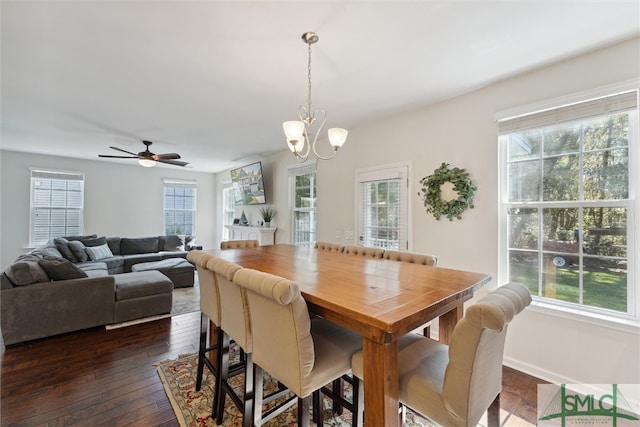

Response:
(208, 244), (492, 427)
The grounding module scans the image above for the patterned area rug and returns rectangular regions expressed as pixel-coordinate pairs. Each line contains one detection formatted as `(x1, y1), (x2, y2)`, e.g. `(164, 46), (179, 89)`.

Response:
(156, 353), (434, 426)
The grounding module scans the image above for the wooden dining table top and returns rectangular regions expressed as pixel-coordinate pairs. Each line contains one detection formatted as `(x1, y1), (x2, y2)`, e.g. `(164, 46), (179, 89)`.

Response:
(207, 244), (492, 426)
(209, 244), (491, 341)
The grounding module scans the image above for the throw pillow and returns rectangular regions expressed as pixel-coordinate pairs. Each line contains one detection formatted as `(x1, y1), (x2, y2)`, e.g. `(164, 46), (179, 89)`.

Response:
(107, 237), (121, 255)
(162, 235), (184, 251)
(85, 243), (114, 261)
(68, 240), (89, 263)
(38, 257), (88, 281)
(80, 236), (108, 247)
(32, 246), (65, 259)
(4, 257), (50, 286)
(54, 237), (79, 263)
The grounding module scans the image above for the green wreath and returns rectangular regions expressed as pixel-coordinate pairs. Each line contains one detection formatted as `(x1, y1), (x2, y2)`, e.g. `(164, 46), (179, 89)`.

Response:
(418, 163), (477, 221)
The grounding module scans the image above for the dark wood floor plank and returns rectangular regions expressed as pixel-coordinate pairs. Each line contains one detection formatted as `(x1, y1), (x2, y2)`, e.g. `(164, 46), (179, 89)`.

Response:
(1, 310), (545, 426)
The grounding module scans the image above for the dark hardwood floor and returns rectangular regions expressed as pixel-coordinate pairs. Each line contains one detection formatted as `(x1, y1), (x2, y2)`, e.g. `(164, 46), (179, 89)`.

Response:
(1, 311), (546, 426)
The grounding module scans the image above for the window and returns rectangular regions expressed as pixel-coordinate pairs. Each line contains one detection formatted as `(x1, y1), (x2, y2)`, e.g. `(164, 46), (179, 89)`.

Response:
(290, 164), (317, 247)
(30, 169), (84, 246)
(222, 184), (235, 240)
(357, 163), (409, 251)
(163, 179), (196, 236)
(499, 90), (637, 320)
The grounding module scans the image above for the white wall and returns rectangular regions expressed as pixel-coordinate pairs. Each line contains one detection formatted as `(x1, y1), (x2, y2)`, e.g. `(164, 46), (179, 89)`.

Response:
(217, 37), (640, 384)
(0, 151), (217, 267)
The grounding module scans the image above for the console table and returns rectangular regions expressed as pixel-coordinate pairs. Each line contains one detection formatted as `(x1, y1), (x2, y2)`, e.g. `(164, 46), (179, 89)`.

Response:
(224, 225), (276, 246)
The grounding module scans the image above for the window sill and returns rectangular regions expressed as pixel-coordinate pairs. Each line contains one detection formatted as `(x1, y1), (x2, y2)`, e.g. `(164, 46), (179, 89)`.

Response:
(529, 299), (640, 334)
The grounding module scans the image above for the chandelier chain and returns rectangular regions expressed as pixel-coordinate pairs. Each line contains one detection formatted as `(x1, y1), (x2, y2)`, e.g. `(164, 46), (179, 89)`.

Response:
(307, 41), (313, 119)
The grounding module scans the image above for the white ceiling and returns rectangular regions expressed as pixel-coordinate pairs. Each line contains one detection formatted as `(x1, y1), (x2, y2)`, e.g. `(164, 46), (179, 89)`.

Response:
(2, 1), (639, 173)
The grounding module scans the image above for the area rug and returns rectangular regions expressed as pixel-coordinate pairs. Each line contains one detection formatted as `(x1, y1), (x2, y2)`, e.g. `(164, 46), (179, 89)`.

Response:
(156, 353), (434, 426)
(171, 281), (200, 316)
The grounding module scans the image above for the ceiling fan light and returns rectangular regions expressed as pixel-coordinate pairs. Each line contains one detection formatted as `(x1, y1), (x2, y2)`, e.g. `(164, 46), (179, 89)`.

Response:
(328, 128), (348, 149)
(138, 158), (156, 167)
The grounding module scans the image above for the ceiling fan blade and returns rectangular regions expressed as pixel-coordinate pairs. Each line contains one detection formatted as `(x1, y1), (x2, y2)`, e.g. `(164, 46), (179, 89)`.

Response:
(156, 158), (189, 167)
(110, 146), (139, 156)
(153, 153), (181, 160)
(99, 155), (139, 159)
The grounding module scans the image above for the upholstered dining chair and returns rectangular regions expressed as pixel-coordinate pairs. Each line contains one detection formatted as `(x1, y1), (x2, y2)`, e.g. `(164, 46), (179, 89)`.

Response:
(343, 245), (384, 258)
(208, 257), (293, 427)
(382, 250), (438, 266)
(233, 268), (363, 427)
(351, 282), (532, 427)
(220, 239), (259, 249)
(185, 250), (221, 394)
(314, 241), (345, 253)
(206, 256), (254, 426)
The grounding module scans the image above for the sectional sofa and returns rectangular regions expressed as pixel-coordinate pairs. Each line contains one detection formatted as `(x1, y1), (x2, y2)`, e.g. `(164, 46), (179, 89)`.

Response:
(1, 234), (195, 346)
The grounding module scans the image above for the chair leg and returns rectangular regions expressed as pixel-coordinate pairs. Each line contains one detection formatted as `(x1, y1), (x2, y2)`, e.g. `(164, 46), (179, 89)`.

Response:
(252, 364), (265, 427)
(312, 390), (322, 425)
(297, 396), (311, 427)
(214, 331), (230, 424)
(352, 376), (364, 427)
(487, 393), (500, 427)
(241, 353), (254, 427)
(195, 313), (208, 391)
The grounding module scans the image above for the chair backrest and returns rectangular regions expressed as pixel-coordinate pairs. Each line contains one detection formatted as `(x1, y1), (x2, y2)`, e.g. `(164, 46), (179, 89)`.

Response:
(207, 257), (247, 351)
(443, 282), (531, 426)
(343, 245), (384, 258)
(187, 250), (221, 324)
(232, 268), (314, 397)
(314, 241), (345, 253)
(220, 240), (259, 249)
(383, 250), (438, 266)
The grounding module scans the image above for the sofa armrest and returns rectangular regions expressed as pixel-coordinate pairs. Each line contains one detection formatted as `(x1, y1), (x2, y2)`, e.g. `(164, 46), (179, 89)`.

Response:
(1, 276), (116, 346)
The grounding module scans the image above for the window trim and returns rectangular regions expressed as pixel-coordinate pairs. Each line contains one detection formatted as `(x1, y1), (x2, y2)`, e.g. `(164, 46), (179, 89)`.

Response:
(162, 178), (197, 237)
(497, 84), (639, 326)
(289, 162), (317, 247)
(29, 168), (85, 247)
(355, 161), (411, 251)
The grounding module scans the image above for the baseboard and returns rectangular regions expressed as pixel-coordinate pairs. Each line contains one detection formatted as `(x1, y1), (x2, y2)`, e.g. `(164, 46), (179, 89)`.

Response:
(105, 313), (171, 330)
(503, 356), (582, 385)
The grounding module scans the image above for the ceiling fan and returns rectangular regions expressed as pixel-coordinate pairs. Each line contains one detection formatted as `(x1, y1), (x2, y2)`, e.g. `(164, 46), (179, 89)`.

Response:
(98, 140), (189, 167)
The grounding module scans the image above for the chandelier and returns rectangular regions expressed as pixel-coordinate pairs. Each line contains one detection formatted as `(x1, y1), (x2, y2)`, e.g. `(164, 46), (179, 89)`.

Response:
(283, 32), (348, 162)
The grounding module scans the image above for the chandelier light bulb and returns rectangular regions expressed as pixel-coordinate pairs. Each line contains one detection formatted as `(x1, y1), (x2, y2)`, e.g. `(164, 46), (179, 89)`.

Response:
(328, 128), (348, 150)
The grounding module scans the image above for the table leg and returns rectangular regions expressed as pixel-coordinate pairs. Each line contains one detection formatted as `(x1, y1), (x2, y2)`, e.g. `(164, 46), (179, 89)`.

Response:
(438, 302), (463, 344)
(362, 337), (399, 427)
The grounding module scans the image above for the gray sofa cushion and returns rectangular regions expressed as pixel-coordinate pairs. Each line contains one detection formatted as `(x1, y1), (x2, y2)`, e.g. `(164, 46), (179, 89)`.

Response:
(62, 234), (98, 241)
(107, 237), (121, 255)
(120, 237), (159, 255)
(38, 257), (88, 281)
(54, 237), (79, 262)
(68, 240), (89, 262)
(4, 256), (50, 286)
(81, 236), (108, 247)
(30, 246), (64, 259)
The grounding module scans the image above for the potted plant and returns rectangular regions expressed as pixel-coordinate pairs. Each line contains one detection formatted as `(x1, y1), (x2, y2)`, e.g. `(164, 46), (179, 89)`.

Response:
(259, 205), (276, 227)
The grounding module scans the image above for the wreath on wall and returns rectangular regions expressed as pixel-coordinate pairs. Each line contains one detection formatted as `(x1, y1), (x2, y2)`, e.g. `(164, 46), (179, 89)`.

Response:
(418, 163), (477, 221)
